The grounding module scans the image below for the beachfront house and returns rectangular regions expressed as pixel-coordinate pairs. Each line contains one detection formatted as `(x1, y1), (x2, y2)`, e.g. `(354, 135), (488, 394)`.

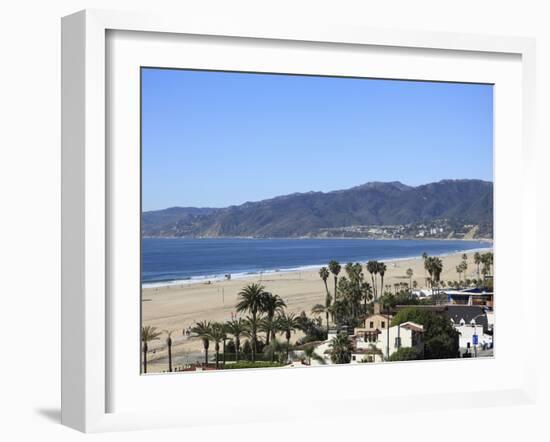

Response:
(355, 321), (424, 360)
(354, 303), (392, 338)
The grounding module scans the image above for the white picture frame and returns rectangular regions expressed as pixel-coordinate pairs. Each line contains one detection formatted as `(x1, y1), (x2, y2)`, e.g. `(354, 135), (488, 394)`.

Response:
(61, 9), (537, 433)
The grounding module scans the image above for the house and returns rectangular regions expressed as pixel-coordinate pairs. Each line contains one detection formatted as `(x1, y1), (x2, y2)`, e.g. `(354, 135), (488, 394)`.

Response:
(355, 321), (424, 360)
(446, 305), (489, 332)
(354, 302), (392, 338)
(445, 305), (492, 355)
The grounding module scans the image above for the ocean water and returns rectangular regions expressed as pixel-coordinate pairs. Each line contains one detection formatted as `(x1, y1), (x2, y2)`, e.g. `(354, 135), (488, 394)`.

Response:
(141, 238), (490, 287)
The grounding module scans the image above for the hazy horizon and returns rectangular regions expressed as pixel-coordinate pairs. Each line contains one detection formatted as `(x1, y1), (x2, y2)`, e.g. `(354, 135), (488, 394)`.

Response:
(142, 69), (493, 211)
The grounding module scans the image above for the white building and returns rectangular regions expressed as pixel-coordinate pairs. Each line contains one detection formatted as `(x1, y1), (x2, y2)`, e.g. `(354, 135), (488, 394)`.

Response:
(355, 321), (424, 360)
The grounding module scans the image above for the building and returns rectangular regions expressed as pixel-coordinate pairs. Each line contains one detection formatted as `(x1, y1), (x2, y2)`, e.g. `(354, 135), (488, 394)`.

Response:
(355, 321), (424, 360)
(444, 288), (494, 308)
(353, 302), (392, 340)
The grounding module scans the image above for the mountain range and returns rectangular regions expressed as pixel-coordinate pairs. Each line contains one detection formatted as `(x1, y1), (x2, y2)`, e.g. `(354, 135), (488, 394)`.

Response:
(142, 179), (493, 239)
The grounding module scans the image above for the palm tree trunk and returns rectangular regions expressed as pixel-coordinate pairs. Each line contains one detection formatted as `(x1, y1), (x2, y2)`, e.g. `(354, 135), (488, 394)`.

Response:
(326, 311), (330, 337)
(167, 339), (172, 372)
(235, 338), (240, 362)
(286, 338), (290, 362)
(143, 342), (148, 374)
(222, 339), (226, 368)
(252, 313), (257, 362)
(334, 276), (338, 300)
(265, 314), (272, 346)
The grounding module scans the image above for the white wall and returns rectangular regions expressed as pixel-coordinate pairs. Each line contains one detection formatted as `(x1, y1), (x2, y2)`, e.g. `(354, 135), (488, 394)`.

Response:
(0, 1), (548, 441)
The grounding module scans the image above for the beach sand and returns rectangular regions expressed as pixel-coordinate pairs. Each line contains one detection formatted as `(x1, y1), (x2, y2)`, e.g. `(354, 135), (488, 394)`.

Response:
(142, 248), (491, 372)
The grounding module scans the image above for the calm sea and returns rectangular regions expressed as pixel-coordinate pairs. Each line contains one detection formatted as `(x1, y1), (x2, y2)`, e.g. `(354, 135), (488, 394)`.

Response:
(141, 238), (490, 287)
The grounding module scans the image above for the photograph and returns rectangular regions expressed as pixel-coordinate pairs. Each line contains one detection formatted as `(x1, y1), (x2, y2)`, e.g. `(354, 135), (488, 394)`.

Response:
(140, 68), (494, 374)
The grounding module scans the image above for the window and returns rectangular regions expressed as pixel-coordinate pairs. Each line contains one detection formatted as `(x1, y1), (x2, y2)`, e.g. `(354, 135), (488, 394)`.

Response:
(395, 337), (402, 348)
(381, 321), (386, 328)
(369, 321), (374, 328)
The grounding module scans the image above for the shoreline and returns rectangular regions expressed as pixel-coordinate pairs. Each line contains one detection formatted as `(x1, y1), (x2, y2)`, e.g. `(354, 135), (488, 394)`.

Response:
(142, 245), (493, 289)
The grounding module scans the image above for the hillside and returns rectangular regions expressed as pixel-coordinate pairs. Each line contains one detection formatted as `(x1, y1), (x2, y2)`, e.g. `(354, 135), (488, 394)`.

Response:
(142, 179), (493, 239)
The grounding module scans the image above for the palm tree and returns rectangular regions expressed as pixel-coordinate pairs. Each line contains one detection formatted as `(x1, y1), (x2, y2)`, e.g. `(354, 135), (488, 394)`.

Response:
(474, 252), (481, 278)
(461, 259), (468, 280)
(319, 266), (330, 296)
(260, 292), (286, 345)
(277, 312), (300, 363)
(236, 283), (267, 361)
(328, 333), (353, 364)
(303, 344), (326, 365)
(456, 265), (463, 283)
(366, 260), (379, 300)
(163, 329), (175, 372)
(378, 262), (387, 297)
(481, 252), (493, 277)
(259, 316), (281, 352)
(311, 303), (328, 334)
(263, 337), (285, 363)
(191, 320), (213, 366)
(362, 282), (373, 319)
(328, 260), (341, 300)
(225, 319), (249, 362)
(406, 268), (413, 289)
(209, 322), (226, 369)
(422, 252), (428, 286)
(318, 267), (332, 332)
(141, 326), (162, 374)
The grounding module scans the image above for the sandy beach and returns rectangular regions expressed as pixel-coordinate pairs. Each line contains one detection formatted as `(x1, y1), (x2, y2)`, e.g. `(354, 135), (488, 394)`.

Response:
(142, 248), (491, 372)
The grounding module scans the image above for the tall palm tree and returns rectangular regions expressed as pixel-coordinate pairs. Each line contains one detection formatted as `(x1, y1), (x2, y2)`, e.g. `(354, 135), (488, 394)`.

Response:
(260, 292), (286, 345)
(319, 267), (330, 297)
(277, 312), (300, 363)
(474, 252), (481, 278)
(328, 333), (353, 364)
(328, 260), (341, 300)
(366, 260), (379, 300)
(225, 318), (249, 362)
(311, 303), (327, 333)
(259, 316), (281, 351)
(481, 252), (493, 277)
(163, 329), (175, 372)
(425, 256), (443, 300)
(461, 259), (468, 280)
(318, 267), (332, 332)
(378, 262), (387, 298)
(456, 265), (463, 282)
(406, 268), (413, 289)
(236, 283), (267, 362)
(362, 282), (373, 320)
(422, 252), (428, 286)
(209, 322), (226, 369)
(141, 326), (162, 374)
(191, 320), (213, 366)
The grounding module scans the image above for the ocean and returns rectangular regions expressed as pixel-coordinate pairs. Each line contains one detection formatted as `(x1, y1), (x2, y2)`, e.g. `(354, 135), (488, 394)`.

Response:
(141, 238), (490, 287)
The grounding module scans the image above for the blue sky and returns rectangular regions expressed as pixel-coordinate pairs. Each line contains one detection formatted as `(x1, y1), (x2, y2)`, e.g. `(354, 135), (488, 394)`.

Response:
(142, 68), (493, 211)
